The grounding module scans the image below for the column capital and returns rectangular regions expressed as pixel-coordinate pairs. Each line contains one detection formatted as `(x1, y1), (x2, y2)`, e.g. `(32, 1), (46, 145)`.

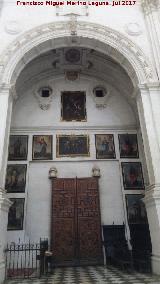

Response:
(144, 184), (160, 207)
(0, 83), (17, 100)
(141, 0), (160, 15)
(0, 187), (12, 213)
(138, 82), (160, 91)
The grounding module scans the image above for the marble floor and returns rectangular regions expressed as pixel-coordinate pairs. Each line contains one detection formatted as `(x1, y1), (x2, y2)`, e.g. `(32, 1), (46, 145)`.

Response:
(5, 266), (160, 284)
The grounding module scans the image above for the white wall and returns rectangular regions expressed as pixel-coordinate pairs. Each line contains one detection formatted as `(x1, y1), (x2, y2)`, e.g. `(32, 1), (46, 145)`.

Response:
(6, 76), (146, 244)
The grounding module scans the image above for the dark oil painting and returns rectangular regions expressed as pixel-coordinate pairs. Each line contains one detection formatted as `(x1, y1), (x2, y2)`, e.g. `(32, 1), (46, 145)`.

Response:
(32, 135), (52, 160)
(61, 91), (87, 121)
(95, 134), (116, 159)
(122, 162), (144, 190)
(118, 134), (139, 158)
(5, 164), (27, 193)
(57, 135), (90, 157)
(8, 135), (28, 161)
(126, 194), (147, 224)
(7, 198), (25, 231)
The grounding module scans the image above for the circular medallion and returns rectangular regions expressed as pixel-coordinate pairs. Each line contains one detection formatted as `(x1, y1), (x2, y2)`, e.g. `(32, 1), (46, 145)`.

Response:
(65, 49), (81, 63)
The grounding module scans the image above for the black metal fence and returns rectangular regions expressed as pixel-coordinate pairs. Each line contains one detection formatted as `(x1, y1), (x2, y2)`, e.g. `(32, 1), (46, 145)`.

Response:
(5, 238), (48, 279)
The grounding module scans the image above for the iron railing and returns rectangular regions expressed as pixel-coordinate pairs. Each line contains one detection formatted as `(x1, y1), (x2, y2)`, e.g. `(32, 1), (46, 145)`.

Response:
(5, 238), (48, 279)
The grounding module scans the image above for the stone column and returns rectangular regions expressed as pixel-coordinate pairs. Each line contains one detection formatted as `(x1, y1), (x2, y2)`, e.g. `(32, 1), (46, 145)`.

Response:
(137, 83), (160, 274)
(0, 84), (14, 283)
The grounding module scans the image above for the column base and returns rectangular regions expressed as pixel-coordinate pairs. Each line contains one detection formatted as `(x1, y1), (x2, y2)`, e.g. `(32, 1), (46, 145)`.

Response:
(152, 254), (160, 275)
(0, 259), (5, 284)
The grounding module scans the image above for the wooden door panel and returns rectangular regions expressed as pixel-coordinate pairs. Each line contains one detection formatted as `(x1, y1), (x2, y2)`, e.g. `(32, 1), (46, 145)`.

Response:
(52, 179), (76, 263)
(77, 178), (103, 263)
(79, 218), (103, 259)
(52, 177), (103, 265)
(53, 219), (75, 261)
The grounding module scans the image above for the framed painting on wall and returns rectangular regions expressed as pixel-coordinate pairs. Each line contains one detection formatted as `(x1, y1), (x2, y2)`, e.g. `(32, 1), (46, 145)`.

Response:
(122, 162), (144, 190)
(118, 134), (139, 158)
(32, 135), (52, 160)
(5, 164), (27, 193)
(7, 198), (25, 230)
(56, 135), (90, 157)
(126, 194), (147, 224)
(95, 134), (116, 159)
(61, 91), (87, 121)
(8, 135), (28, 161)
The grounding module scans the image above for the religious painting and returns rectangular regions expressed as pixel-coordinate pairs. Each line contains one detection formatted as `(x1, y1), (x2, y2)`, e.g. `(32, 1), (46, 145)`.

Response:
(8, 135), (28, 161)
(61, 91), (87, 121)
(126, 195), (147, 224)
(5, 164), (27, 193)
(95, 134), (116, 159)
(118, 134), (139, 158)
(122, 162), (144, 190)
(32, 135), (52, 160)
(7, 198), (25, 230)
(56, 135), (90, 157)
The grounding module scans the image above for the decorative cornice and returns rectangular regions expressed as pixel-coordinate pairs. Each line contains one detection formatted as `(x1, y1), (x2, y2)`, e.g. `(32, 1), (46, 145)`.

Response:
(10, 125), (138, 133)
(141, 0), (160, 15)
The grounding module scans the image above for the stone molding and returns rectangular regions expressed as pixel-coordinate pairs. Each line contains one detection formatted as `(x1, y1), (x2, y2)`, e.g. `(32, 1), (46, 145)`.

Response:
(138, 82), (160, 91)
(141, 0), (160, 15)
(0, 21), (157, 90)
(10, 125), (138, 133)
(0, 83), (17, 99)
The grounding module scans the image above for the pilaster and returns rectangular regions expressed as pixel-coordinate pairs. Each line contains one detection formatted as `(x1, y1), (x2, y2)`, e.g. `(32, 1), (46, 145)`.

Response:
(137, 83), (160, 274)
(141, 0), (160, 79)
(0, 188), (12, 283)
(144, 184), (160, 274)
(0, 84), (15, 188)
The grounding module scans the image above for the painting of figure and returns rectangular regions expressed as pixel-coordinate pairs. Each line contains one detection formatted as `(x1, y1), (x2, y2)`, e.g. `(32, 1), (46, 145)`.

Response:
(126, 195), (147, 224)
(95, 134), (116, 159)
(5, 164), (27, 193)
(61, 91), (87, 121)
(122, 162), (144, 190)
(57, 135), (90, 157)
(32, 135), (52, 160)
(7, 198), (25, 230)
(8, 135), (28, 160)
(118, 134), (139, 158)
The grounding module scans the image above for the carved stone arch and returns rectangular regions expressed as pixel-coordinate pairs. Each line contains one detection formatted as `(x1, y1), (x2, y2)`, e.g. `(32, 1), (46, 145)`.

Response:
(0, 21), (157, 89)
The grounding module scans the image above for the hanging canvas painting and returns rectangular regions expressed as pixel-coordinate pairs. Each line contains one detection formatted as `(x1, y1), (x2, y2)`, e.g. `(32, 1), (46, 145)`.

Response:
(95, 134), (116, 159)
(56, 135), (90, 157)
(8, 135), (28, 161)
(122, 162), (144, 190)
(118, 134), (139, 158)
(61, 91), (87, 121)
(5, 164), (27, 193)
(126, 194), (147, 224)
(32, 135), (52, 160)
(7, 198), (25, 230)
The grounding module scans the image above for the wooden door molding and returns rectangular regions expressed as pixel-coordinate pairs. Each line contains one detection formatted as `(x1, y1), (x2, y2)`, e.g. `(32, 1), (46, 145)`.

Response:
(51, 177), (103, 266)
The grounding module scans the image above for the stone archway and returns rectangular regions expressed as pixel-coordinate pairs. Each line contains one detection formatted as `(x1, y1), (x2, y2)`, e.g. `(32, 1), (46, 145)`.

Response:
(0, 21), (160, 280)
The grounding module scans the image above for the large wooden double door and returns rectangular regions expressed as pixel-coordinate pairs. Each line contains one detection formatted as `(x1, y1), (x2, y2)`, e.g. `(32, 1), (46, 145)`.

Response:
(51, 177), (103, 266)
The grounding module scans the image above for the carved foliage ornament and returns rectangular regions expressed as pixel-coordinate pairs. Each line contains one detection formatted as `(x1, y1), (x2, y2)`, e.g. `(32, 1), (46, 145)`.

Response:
(0, 22), (156, 87)
(141, 0), (160, 14)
